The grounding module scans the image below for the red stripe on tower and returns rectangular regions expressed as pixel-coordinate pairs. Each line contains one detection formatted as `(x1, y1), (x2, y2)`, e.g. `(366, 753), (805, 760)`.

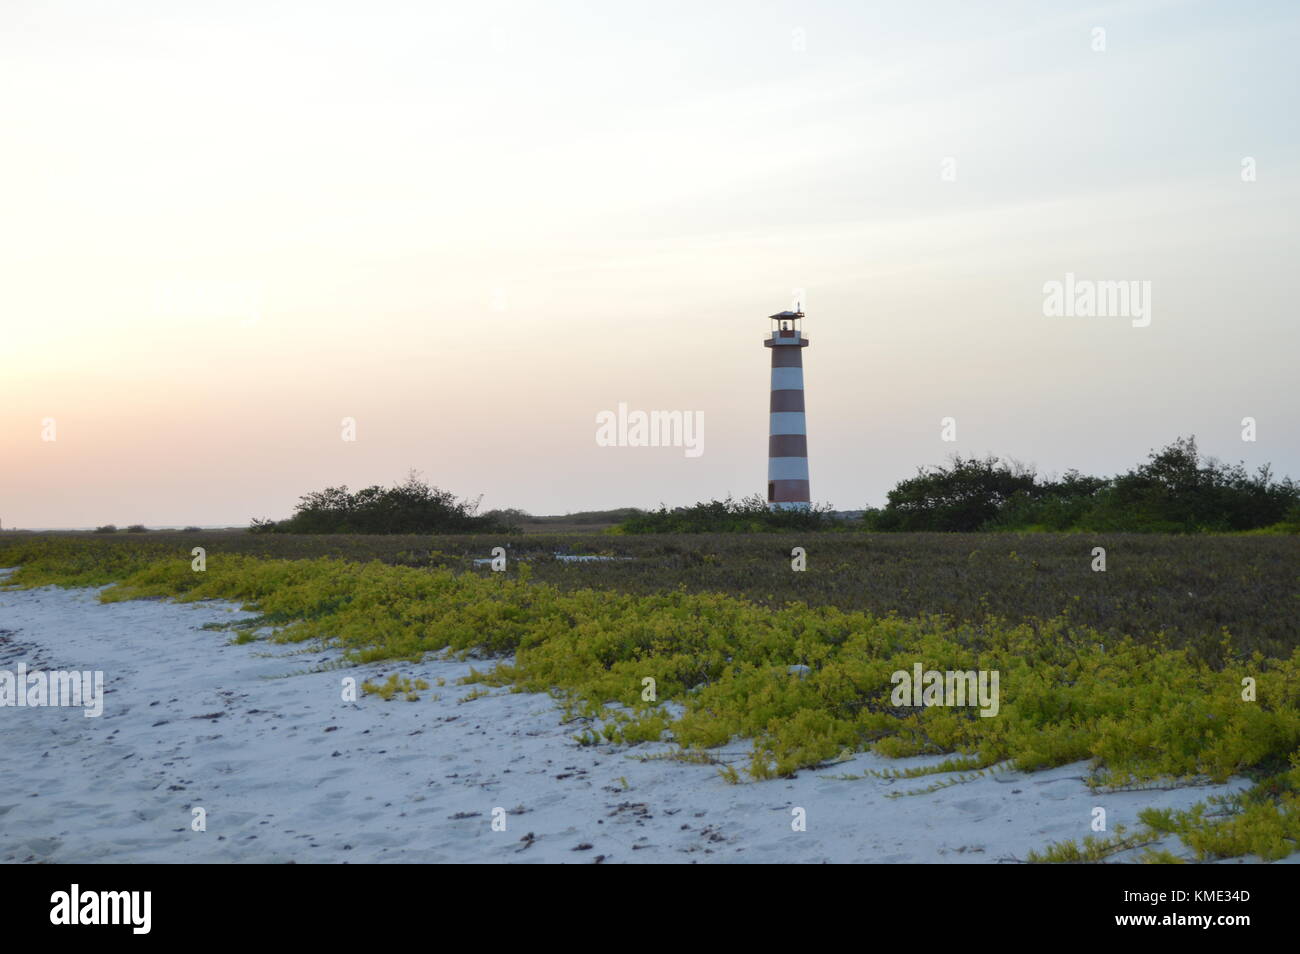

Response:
(764, 308), (810, 510)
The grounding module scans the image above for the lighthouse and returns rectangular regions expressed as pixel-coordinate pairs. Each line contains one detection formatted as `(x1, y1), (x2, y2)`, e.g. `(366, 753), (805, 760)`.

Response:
(764, 308), (810, 510)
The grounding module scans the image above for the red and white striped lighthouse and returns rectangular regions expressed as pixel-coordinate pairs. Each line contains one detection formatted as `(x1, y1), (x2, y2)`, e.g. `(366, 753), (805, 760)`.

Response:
(765, 308), (810, 510)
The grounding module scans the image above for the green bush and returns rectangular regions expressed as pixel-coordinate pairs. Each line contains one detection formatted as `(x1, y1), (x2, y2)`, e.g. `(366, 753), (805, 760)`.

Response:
(621, 494), (839, 533)
(871, 456), (1039, 531)
(867, 438), (1298, 534)
(250, 472), (517, 535)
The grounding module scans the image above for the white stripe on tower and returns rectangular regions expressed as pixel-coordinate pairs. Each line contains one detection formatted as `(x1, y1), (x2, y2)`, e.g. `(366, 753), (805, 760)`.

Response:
(768, 413), (807, 435)
(770, 367), (804, 391)
(764, 309), (810, 511)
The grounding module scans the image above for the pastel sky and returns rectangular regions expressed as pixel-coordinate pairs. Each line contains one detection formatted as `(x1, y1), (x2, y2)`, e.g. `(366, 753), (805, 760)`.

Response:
(3, 0), (1298, 527)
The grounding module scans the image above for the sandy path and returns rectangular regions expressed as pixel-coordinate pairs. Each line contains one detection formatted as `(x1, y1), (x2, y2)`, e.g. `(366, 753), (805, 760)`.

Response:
(0, 571), (1263, 863)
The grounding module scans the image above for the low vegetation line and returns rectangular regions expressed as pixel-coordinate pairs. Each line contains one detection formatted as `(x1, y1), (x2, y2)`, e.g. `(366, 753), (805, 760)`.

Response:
(2, 540), (1299, 862)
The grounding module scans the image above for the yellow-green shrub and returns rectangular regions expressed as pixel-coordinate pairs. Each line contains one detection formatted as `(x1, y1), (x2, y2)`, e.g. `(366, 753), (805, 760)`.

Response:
(4, 541), (1299, 861)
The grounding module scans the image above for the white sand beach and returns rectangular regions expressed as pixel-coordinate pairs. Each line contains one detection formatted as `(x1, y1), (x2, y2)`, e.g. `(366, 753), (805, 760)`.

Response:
(0, 570), (1264, 864)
